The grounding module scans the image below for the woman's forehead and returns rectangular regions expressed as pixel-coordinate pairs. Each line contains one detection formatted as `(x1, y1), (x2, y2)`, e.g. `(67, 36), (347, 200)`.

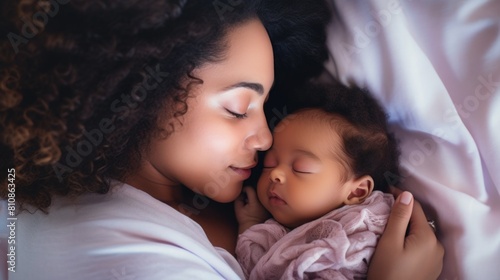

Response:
(193, 19), (274, 96)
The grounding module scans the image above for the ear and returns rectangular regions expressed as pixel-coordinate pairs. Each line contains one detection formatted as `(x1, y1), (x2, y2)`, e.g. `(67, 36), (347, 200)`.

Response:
(343, 175), (374, 205)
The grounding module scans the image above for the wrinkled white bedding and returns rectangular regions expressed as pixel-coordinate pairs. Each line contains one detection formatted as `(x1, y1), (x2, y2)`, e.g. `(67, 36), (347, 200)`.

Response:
(1, 2), (498, 280)
(325, 1), (500, 279)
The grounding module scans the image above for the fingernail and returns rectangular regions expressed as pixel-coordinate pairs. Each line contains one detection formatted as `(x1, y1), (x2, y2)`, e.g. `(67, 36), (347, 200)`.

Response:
(399, 191), (412, 205)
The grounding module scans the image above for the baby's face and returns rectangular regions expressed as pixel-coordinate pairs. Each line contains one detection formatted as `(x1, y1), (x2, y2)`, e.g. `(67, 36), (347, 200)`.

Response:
(257, 110), (354, 228)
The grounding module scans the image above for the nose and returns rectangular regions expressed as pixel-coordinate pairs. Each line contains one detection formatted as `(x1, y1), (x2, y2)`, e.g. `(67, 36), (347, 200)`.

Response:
(245, 117), (272, 151)
(269, 167), (285, 184)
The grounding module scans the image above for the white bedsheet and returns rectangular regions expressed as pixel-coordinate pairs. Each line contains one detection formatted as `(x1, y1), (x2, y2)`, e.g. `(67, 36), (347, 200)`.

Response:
(325, 1), (500, 279)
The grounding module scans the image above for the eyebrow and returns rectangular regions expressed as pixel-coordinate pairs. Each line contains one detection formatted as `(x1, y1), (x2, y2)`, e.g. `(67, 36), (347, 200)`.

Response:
(223, 82), (264, 95)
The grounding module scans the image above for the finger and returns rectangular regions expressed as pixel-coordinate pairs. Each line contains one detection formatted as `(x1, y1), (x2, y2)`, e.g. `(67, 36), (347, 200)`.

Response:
(234, 195), (243, 209)
(382, 191), (414, 248)
(234, 190), (247, 207)
(408, 199), (435, 236)
(389, 186), (403, 196)
(405, 199), (444, 277)
(243, 186), (258, 204)
(242, 185), (253, 195)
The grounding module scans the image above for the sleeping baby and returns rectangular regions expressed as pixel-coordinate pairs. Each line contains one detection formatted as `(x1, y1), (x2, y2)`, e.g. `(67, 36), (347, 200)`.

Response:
(235, 83), (400, 279)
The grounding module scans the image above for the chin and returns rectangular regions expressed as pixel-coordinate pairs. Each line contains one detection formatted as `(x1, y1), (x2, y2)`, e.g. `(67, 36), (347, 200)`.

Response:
(207, 183), (242, 203)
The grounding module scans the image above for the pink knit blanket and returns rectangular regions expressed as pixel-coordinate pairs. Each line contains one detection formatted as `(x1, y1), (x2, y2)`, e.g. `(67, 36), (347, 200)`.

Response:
(236, 191), (394, 279)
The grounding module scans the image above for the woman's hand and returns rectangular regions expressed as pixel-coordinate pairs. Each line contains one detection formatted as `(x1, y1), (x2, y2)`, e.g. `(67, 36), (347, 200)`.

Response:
(234, 186), (270, 234)
(368, 190), (445, 280)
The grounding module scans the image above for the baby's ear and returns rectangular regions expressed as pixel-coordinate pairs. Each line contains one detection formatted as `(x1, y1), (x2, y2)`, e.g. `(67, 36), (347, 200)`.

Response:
(344, 175), (374, 205)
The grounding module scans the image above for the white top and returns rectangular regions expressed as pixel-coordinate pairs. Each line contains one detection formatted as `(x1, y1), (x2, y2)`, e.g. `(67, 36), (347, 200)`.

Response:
(8, 181), (244, 280)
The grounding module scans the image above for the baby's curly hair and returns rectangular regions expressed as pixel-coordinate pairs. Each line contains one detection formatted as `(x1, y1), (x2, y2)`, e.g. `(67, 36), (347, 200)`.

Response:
(288, 82), (401, 193)
(0, 0), (331, 212)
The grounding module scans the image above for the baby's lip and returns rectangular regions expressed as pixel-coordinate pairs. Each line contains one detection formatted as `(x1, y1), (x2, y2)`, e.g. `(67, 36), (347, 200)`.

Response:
(268, 190), (286, 204)
(269, 191), (281, 199)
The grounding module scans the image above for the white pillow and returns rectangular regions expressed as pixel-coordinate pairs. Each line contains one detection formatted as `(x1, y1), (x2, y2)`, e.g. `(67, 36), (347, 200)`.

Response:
(325, 1), (500, 279)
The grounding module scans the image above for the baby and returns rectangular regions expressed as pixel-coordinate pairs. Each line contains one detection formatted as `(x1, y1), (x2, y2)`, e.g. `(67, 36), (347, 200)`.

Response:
(235, 83), (400, 279)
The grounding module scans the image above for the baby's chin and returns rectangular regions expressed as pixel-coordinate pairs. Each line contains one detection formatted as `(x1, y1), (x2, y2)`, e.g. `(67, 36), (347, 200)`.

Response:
(272, 213), (306, 229)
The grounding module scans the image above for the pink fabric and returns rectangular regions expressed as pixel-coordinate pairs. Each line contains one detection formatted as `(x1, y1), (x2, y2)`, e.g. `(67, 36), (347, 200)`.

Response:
(236, 191), (394, 280)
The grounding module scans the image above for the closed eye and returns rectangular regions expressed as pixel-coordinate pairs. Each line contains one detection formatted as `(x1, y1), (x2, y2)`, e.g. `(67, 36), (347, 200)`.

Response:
(293, 169), (313, 174)
(226, 108), (247, 119)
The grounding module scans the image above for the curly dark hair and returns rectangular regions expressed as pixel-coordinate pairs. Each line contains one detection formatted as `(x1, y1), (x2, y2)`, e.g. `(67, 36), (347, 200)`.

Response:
(286, 82), (401, 193)
(0, 0), (331, 212)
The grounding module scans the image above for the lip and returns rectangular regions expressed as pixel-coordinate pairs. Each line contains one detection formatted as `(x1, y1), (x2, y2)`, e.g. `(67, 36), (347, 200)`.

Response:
(236, 162), (257, 170)
(230, 165), (255, 180)
(229, 161), (257, 180)
(268, 190), (287, 205)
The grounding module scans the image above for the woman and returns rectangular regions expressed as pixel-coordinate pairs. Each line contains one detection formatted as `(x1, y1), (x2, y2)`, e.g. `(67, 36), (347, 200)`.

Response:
(0, 0), (443, 279)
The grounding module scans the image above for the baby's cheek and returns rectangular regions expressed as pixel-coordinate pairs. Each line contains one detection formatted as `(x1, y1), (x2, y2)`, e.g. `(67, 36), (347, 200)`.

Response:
(256, 171), (268, 189)
(255, 186), (269, 210)
(289, 190), (314, 215)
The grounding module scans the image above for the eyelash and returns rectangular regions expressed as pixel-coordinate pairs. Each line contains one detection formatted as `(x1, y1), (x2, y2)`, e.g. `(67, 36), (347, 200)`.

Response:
(226, 109), (247, 119)
(262, 166), (310, 174)
(293, 169), (311, 174)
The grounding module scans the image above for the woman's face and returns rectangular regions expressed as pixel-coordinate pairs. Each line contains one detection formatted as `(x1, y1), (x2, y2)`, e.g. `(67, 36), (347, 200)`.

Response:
(144, 19), (274, 202)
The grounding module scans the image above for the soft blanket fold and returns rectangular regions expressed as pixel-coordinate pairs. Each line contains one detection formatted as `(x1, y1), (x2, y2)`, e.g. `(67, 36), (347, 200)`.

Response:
(236, 191), (394, 280)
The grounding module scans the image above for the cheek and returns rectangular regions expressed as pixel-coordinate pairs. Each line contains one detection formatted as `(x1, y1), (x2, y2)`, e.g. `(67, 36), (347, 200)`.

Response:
(191, 115), (241, 150)
(183, 124), (234, 167)
(256, 180), (265, 195)
(182, 123), (248, 202)
(256, 176), (269, 204)
(287, 178), (332, 211)
(257, 170), (268, 186)
(287, 183), (309, 209)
